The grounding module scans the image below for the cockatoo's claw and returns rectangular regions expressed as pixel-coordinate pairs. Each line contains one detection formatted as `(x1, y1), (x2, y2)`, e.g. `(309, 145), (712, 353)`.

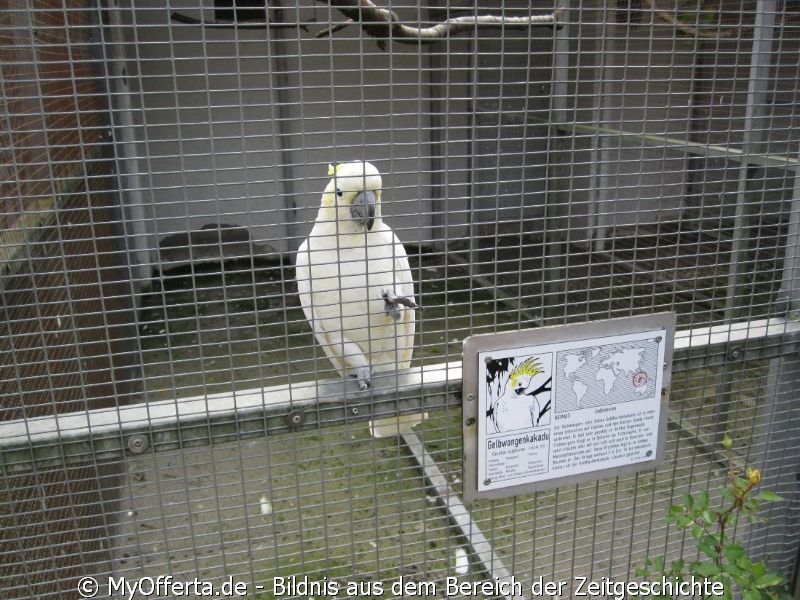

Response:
(381, 289), (420, 320)
(355, 366), (372, 391)
(381, 289), (400, 320)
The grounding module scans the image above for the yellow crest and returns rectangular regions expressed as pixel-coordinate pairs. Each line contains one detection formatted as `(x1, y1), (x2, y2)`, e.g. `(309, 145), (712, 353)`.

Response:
(509, 356), (543, 388)
(327, 163), (342, 176)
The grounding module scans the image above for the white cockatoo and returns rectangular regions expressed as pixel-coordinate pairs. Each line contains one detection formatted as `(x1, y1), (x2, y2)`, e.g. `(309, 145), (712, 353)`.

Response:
(295, 161), (418, 396)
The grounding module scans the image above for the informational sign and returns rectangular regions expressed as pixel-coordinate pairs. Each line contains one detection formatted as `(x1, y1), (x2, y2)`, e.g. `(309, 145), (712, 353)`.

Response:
(462, 313), (676, 502)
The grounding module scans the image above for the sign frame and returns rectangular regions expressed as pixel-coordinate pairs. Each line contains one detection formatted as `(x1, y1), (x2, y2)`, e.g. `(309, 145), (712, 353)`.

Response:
(462, 312), (676, 503)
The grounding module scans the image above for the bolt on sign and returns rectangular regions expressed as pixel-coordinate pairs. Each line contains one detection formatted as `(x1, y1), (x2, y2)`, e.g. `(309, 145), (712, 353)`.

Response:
(462, 313), (676, 502)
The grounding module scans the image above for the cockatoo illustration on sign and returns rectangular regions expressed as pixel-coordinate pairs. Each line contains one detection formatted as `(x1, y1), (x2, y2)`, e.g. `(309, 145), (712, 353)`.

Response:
(486, 355), (553, 433)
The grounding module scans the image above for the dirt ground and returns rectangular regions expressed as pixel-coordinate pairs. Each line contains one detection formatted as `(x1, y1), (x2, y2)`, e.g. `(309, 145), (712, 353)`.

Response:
(108, 249), (767, 598)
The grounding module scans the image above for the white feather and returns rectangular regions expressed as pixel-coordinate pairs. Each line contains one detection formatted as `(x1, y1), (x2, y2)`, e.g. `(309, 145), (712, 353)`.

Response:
(259, 495), (272, 516)
(454, 547), (469, 575)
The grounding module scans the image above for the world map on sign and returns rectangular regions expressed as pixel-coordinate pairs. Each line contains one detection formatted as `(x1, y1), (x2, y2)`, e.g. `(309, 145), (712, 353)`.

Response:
(555, 338), (661, 412)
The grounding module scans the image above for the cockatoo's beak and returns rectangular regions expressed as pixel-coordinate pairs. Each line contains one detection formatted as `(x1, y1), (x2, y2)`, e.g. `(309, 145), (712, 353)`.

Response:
(350, 189), (376, 231)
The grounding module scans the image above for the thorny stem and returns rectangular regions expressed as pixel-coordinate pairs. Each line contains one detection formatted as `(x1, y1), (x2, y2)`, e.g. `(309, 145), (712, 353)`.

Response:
(713, 442), (757, 565)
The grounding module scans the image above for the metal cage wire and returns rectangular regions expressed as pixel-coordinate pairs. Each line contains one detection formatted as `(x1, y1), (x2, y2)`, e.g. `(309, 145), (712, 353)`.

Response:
(1, 0), (799, 599)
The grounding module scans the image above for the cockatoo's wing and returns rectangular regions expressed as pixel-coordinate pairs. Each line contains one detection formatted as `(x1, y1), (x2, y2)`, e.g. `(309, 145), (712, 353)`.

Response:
(295, 239), (339, 369)
(295, 238), (371, 385)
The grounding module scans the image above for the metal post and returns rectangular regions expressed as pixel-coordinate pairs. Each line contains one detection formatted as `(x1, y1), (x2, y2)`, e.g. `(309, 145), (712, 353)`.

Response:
(543, 0), (571, 324)
(587, 9), (609, 253)
(269, 9), (299, 244)
(780, 163), (800, 319)
(748, 349), (800, 591)
(723, 0), (777, 321)
(713, 0), (778, 440)
(750, 150), (800, 593)
(740, 4), (800, 579)
(99, 1), (154, 288)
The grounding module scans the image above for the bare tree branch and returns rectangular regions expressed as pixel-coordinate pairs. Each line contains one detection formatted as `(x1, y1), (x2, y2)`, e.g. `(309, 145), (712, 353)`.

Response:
(640, 0), (745, 38)
(316, 18), (354, 39)
(170, 11), (310, 31)
(317, 0), (562, 44)
(171, 2), (562, 44)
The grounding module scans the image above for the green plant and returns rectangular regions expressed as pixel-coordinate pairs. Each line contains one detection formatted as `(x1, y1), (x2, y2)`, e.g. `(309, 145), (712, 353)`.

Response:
(636, 435), (787, 600)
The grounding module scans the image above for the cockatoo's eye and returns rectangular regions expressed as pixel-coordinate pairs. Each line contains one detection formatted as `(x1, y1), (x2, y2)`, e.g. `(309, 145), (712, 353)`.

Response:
(336, 188), (343, 197)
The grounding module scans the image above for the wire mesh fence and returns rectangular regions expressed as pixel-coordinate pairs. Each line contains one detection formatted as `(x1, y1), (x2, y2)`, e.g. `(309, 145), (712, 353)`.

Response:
(1, 0), (799, 599)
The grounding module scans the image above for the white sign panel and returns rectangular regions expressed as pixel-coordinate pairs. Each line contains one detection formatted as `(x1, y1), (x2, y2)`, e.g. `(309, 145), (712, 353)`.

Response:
(463, 313), (675, 501)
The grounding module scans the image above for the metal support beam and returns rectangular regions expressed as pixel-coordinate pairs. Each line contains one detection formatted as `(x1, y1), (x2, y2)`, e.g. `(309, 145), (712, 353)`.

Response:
(542, 121), (800, 172)
(542, 0), (571, 324)
(717, 0), (778, 443)
(1, 318), (798, 475)
(401, 430), (524, 600)
(724, 0), (778, 321)
(780, 155), (800, 317)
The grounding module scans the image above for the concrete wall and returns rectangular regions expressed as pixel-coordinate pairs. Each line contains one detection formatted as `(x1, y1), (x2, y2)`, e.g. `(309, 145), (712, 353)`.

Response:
(107, 1), (564, 276)
(562, 3), (698, 238)
(110, 1), (458, 270)
(107, 1), (797, 275)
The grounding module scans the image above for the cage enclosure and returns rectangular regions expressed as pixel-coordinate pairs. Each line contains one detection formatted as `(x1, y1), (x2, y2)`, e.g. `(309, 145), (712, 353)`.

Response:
(1, 1), (799, 599)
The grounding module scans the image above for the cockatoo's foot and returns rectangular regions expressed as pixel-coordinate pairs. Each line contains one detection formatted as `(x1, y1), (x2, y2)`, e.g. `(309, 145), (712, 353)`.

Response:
(352, 366), (372, 391)
(381, 289), (420, 320)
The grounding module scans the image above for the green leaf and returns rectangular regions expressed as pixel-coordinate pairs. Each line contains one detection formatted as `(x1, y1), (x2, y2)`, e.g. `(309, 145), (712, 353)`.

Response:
(752, 561), (767, 578)
(755, 490), (782, 502)
(698, 537), (720, 559)
(670, 558), (685, 573)
(697, 489), (710, 510)
(736, 554), (753, 570)
(668, 504), (683, 516)
(722, 585), (733, 600)
(693, 562), (721, 577)
(651, 556), (665, 573)
(755, 573), (783, 589)
(743, 589), (763, 600)
(676, 515), (694, 528)
(725, 544), (746, 561)
(744, 499), (761, 514)
(724, 562), (745, 578)
(691, 525), (704, 540)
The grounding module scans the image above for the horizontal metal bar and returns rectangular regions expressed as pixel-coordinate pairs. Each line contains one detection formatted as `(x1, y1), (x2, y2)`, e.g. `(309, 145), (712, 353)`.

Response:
(1, 318), (798, 475)
(546, 121), (800, 171)
(0, 364), (462, 474)
(672, 317), (799, 369)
